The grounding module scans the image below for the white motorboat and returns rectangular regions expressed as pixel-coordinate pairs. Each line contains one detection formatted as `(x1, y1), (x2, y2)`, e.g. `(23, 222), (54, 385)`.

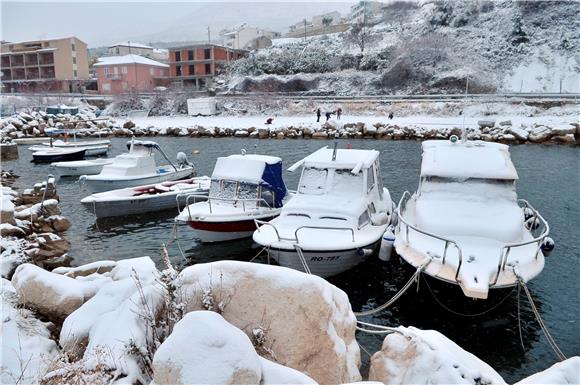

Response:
(28, 141), (109, 156)
(42, 138), (111, 148)
(176, 153), (288, 243)
(80, 140), (195, 193)
(395, 139), (550, 299)
(252, 145), (395, 277)
(81, 177), (210, 219)
(51, 158), (114, 177)
(32, 147), (86, 163)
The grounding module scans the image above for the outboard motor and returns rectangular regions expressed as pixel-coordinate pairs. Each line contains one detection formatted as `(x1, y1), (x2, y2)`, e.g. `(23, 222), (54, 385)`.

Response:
(541, 237), (555, 256)
(176, 152), (192, 168)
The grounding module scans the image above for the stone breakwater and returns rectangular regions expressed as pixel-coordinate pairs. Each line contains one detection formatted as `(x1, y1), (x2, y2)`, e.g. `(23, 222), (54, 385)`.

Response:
(1, 172), (72, 279)
(1, 109), (578, 145)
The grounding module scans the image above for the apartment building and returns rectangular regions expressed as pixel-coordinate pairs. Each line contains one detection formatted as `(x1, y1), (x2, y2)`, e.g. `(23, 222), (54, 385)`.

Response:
(108, 41), (169, 62)
(221, 26), (281, 50)
(0, 36), (90, 93)
(168, 43), (246, 90)
(93, 54), (169, 94)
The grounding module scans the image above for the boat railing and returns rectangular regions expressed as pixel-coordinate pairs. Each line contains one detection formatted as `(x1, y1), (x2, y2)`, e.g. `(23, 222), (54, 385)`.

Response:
(397, 191), (464, 282)
(491, 199), (549, 286)
(179, 194), (272, 219)
(254, 219), (356, 244)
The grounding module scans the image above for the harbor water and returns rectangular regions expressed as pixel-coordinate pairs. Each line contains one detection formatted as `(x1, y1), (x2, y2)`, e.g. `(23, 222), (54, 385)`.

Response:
(3, 137), (578, 382)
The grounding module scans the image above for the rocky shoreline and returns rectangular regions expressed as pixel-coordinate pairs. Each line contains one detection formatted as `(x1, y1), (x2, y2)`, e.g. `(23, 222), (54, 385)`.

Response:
(1, 108), (578, 145)
(1, 172), (72, 279)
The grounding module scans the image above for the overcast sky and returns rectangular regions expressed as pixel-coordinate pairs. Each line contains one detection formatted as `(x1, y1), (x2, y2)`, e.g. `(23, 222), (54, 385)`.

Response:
(1, 1), (356, 48)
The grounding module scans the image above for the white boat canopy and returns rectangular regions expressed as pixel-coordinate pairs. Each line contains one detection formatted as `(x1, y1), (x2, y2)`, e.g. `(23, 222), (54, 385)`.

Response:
(420, 140), (519, 180)
(288, 147), (379, 174)
(211, 154), (283, 184)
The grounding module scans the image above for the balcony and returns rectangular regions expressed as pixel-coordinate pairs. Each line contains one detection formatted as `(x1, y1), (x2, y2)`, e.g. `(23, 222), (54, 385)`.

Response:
(1, 56), (10, 68)
(39, 52), (54, 66)
(11, 55), (24, 67)
(12, 69), (25, 80)
(26, 67), (40, 80)
(25, 54), (38, 66)
(40, 66), (55, 79)
(105, 74), (123, 80)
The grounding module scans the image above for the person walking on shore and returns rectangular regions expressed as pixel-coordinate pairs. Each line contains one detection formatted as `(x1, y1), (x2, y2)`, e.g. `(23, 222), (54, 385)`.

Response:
(325, 111), (332, 121)
(336, 107), (342, 120)
(316, 108), (321, 123)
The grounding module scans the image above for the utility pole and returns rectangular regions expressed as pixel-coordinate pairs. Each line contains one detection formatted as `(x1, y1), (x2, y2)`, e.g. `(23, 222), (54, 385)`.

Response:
(207, 26), (211, 43)
(304, 19), (307, 42)
(361, 0), (367, 53)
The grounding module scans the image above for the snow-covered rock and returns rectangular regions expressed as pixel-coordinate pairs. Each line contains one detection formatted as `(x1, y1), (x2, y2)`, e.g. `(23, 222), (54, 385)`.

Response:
(11, 263), (102, 319)
(179, 261), (361, 385)
(259, 356), (317, 385)
(528, 126), (553, 142)
(152, 311), (262, 385)
(59, 257), (162, 384)
(515, 357), (580, 384)
(550, 124), (576, 136)
(368, 326), (506, 385)
(1, 278), (58, 385)
(508, 126), (530, 141)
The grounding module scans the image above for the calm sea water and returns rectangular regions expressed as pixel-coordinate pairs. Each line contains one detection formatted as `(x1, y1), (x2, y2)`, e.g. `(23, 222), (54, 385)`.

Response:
(4, 137), (579, 381)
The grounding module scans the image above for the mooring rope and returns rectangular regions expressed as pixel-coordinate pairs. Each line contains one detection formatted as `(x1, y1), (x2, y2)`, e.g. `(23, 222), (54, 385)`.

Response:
(354, 262), (429, 317)
(519, 277), (567, 361)
(422, 274), (516, 317)
(249, 246), (267, 262)
(166, 221), (186, 259)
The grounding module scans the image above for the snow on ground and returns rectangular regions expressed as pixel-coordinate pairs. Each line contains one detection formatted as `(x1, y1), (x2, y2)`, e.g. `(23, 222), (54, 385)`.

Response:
(1, 278), (58, 384)
(133, 111), (576, 132)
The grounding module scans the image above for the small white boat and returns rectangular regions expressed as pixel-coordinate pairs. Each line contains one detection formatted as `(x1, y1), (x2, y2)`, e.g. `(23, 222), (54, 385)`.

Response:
(395, 139), (550, 299)
(32, 147), (86, 163)
(51, 158), (114, 177)
(176, 153), (289, 243)
(80, 140), (195, 193)
(13, 137), (53, 145)
(42, 138), (111, 148)
(28, 142), (109, 156)
(252, 145), (395, 277)
(81, 177), (211, 219)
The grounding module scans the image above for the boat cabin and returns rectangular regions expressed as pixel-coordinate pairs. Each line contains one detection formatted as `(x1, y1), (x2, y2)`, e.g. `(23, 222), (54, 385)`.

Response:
(286, 147), (390, 228)
(209, 154), (287, 209)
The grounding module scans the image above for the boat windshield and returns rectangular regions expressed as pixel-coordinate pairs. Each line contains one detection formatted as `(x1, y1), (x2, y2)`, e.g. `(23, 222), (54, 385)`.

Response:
(299, 167), (363, 195)
(209, 180), (260, 203)
(332, 169), (363, 195)
(420, 176), (517, 202)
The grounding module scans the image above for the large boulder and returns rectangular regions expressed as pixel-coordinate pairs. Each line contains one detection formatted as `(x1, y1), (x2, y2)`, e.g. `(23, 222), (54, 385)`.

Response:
(515, 357), (579, 384)
(508, 127), (529, 141)
(11, 263), (101, 319)
(550, 124), (576, 136)
(369, 326), (506, 385)
(1, 279), (58, 385)
(152, 311), (262, 385)
(178, 261), (361, 385)
(528, 126), (553, 143)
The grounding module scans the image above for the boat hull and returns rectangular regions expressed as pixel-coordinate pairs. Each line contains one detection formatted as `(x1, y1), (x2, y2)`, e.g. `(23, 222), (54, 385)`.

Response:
(267, 240), (380, 277)
(188, 217), (276, 243)
(52, 161), (112, 177)
(32, 149), (86, 163)
(83, 168), (195, 193)
(82, 191), (208, 219)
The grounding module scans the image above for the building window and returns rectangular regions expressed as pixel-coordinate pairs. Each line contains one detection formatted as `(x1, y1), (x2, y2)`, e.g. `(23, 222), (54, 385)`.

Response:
(71, 43), (76, 51)
(122, 66), (127, 74)
(116, 47), (120, 55)
(204, 48), (211, 59)
(176, 65), (182, 76)
(72, 57), (76, 64)
(188, 50), (193, 60)
(189, 65), (195, 75)
(104, 67), (110, 75)
(73, 70), (77, 78)
(175, 51), (181, 61)
(205, 63), (211, 74)
(150, 67), (154, 75)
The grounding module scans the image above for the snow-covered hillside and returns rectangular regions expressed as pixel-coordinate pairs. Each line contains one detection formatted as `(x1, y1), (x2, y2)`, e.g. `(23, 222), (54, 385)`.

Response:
(223, 1), (579, 95)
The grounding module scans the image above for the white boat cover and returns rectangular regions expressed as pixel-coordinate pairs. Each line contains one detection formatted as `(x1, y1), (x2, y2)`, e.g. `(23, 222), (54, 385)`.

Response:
(288, 147), (379, 173)
(420, 140), (518, 180)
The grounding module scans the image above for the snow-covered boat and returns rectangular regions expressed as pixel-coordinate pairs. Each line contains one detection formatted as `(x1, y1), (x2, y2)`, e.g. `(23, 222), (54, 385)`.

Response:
(31, 147), (86, 163)
(51, 158), (114, 177)
(176, 153), (288, 243)
(395, 139), (550, 299)
(80, 140), (195, 193)
(81, 177), (210, 219)
(253, 145), (395, 277)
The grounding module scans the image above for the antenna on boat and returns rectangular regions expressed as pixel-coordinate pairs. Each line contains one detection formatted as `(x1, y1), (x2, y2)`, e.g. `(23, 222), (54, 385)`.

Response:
(461, 77), (469, 144)
(332, 132), (339, 161)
